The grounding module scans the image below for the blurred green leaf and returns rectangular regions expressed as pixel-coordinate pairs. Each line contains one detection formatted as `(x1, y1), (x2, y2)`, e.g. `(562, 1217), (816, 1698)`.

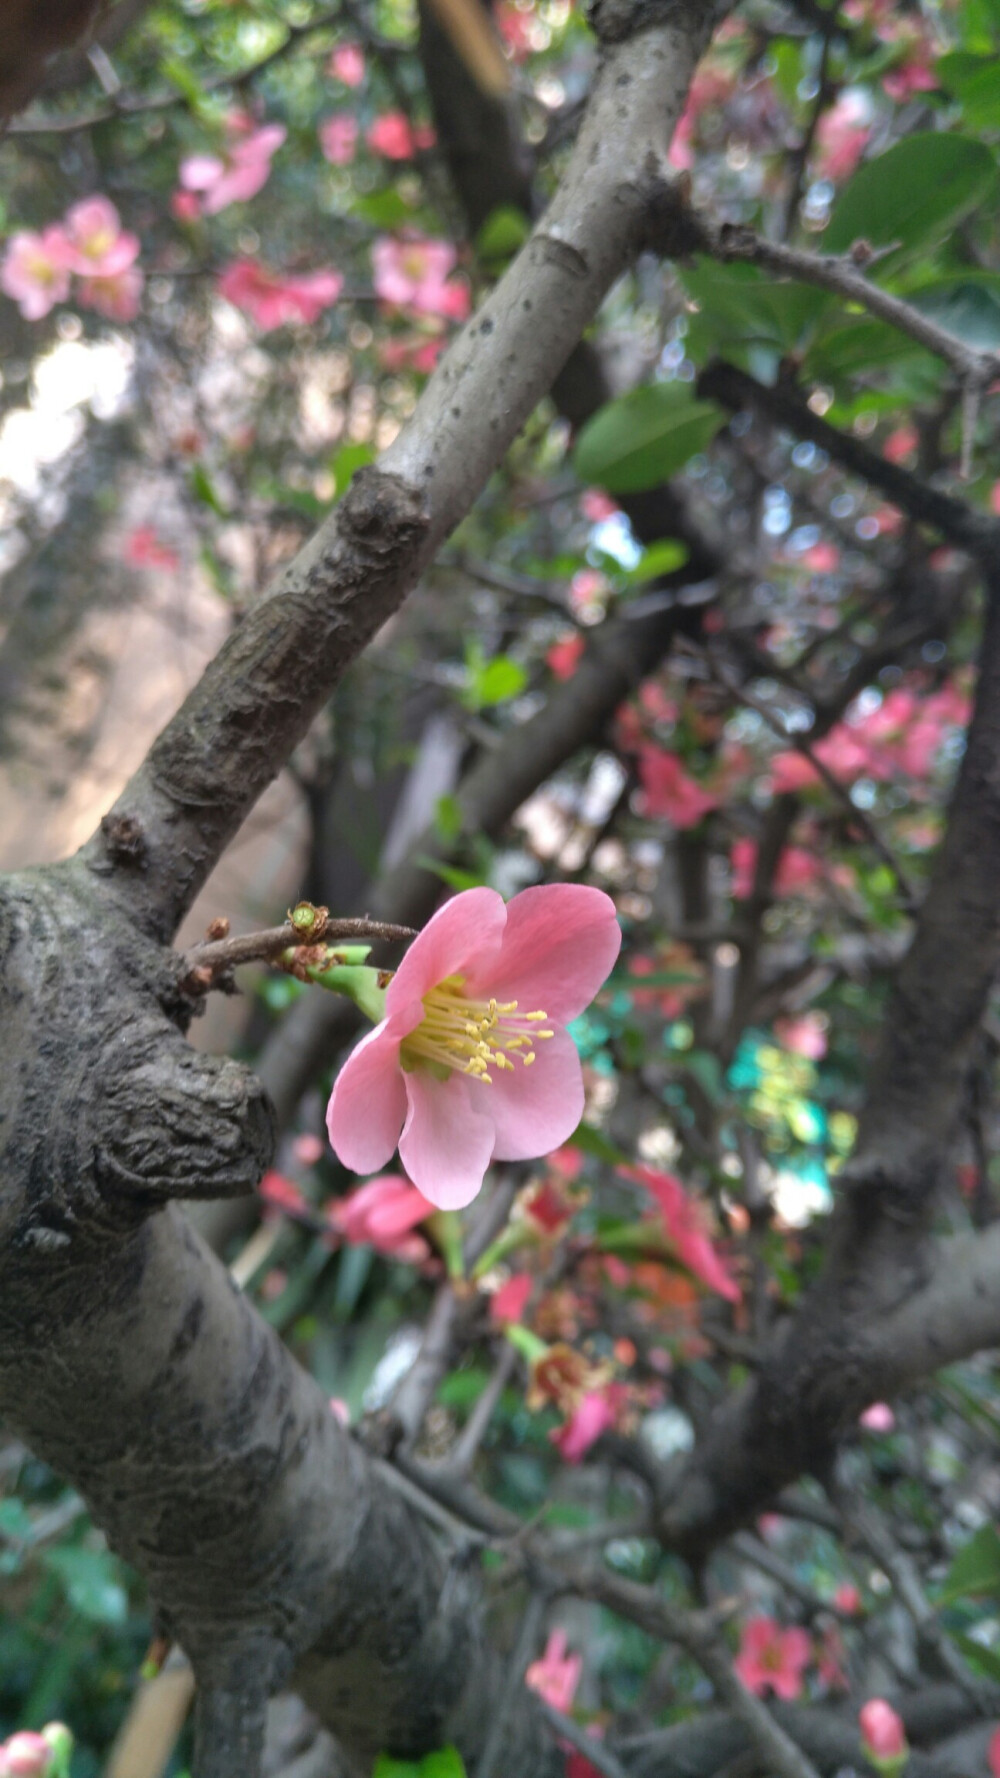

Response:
(824, 132), (995, 262)
(44, 1546), (128, 1627)
(573, 384), (724, 494)
(939, 1525), (1000, 1603)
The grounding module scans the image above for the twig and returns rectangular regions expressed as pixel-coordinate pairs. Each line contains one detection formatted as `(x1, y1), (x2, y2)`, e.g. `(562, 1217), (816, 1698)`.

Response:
(781, 24), (835, 240)
(449, 1343), (518, 1475)
(697, 360), (993, 556)
(707, 223), (1000, 397)
(479, 1593), (548, 1778)
(8, 5), (352, 134)
(179, 914), (414, 987)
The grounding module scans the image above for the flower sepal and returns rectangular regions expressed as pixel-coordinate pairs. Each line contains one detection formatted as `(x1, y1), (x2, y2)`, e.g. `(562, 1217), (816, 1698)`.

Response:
(300, 948), (388, 1024)
(426, 1209), (465, 1280)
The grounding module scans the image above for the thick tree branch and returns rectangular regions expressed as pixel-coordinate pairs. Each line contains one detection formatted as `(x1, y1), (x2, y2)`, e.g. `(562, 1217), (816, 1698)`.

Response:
(80, 6), (719, 940)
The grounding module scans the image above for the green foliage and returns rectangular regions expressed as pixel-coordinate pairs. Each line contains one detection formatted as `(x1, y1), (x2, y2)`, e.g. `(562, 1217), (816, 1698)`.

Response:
(572, 385), (725, 494)
(374, 1747), (466, 1777)
(824, 132), (996, 261)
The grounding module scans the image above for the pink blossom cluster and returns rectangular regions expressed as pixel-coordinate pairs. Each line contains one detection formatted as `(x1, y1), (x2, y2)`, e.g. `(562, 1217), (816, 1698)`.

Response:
(372, 236), (470, 321)
(730, 836), (822, 901)
(771, 680), (971, 794)
(216, 258), (343, 331)
(1, 196), (142, 321)
(637, 746), (719, 829)
(176, 114), (285, 217)
(814, 89), (871, 182)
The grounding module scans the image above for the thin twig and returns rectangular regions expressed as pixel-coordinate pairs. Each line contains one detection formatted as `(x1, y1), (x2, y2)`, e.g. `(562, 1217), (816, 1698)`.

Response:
(179, 915), (414, 985)
(479, 1593), (548, 1778)
(449, 1343), (518, 1475)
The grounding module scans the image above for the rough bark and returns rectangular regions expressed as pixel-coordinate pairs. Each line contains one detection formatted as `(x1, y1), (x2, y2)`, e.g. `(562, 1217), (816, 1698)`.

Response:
(0, 3), (720, 1770)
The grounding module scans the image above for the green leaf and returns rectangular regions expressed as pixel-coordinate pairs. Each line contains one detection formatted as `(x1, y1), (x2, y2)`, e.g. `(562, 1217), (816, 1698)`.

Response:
(824, 132), (996, 263)
(415, 856), (488, 891)
(908, 274), (1000, 349)
(354, 189), (415, 229)
(936, 51), (1000, 126)
(681, 259), (828, 354)
(330, 441), (374, 494)
(950, 1631), (1000, 1684)
(44, 1546), (128, 1626)
(373, 1752), (466, 1778)
(190, 461), (228, 516)
(568, 1120), (623, 1163)
(463, 648), (528, 709)
(685, 1049), (725, 1104)
(476, 205), (531, 262)
(938, 1524), (1000, 1603)
(434, 793), (464, 843)
(622, 539), (690, 584)
(573, 384), (725, 495)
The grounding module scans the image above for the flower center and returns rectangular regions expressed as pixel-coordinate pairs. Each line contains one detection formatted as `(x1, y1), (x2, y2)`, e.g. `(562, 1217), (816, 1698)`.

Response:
(400, 975), (554, 1083)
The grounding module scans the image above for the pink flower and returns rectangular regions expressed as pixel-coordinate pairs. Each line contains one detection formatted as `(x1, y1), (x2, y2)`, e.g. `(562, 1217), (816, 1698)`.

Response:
(124, 525), (178, 570)
(525, 1630), (582, 1712)
(329, 1397), (350, 1424)
(814, 91), (870, 182)
(618, 1164), (741, 1302)
(366, 111), (435, 159)
(800, 540), (841, 573)
(859, 1700), (908, 1767)
(547, 633), (585, 681)
(62, 196), (139, 276)
(377, 331), (446, 374)
(490, 1272), (533, 1325)
(860, 1401), (895, 1433)
(734, 1617), (811, 1701)
(0, 227), (72, 319)
(170, 189), (202, 223)
(551, 1385), (623, 1462)
(259, 1170), (311, 1220)
(569, 567), (607, 614)
(326, 1173), (434, 1264)
(580, 488), (618, 522)
(834, 1583), (862, 1615)
(988, 1726), (1000, 1778)
(1, 1735), (53, 1777)
(329, 42), (365, 86)
(217, 258), (343, 330)
(320, 115), (358, 165)
(883, 426), (918, 465)
(326, 885), (621, 1209)
(293, 1133), (324, 1165)
(76, 265), (143, 321)
(179, 121), (285, 214)
(775, 1013), (827, 1061)
(638, 747), (718, 828)
(372, 236), (469, 319)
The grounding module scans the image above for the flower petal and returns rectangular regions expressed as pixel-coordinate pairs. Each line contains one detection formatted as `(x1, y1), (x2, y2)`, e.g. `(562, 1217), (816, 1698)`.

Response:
(487, 1025), (585, 1161)
(326, 1021), (407, 1174)
(398, 1069), (496, 1209)
(386, 886), (506, 1015)
(467, 884), (621, 1023)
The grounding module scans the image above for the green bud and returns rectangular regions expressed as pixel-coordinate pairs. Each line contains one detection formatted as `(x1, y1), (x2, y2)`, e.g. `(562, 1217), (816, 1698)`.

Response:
(504, 1323), (548, 1364)
(426, 1210), (464, 1281)
(306, 961), (387, 1025)
(42, 1724), (74, 1778)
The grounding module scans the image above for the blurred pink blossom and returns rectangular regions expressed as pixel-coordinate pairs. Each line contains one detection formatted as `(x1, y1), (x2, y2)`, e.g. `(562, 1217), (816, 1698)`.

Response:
(525, 1630), (582, 1711)
(551, 1384), (626, 1463)
(859, 1699), (908, 1767)
(320, 115), (359, 165)
(546, 632), (585, 681)
(860, 1401), (895, 1433)
(0, 226), (72, 319)
(217, 258), (343, 329)
(327, 1174), (434, 1265)
(366, 111), (436, 158)
(775, 1013), (828, 1061)
(76, 264), (144, 321)
(179, 120), (285, 215)
(62, 196), (139, 276)
(638, 746), (719, 828)
(125, 526), (179, 571)
(734, 1617), (811, 1701)
(814, 90), (870, 182)
(489, 1272), (533, 1325)
(329, 42), (365, 86)
(618, 1164), (741, 1302)
(372, 236), (469, 319)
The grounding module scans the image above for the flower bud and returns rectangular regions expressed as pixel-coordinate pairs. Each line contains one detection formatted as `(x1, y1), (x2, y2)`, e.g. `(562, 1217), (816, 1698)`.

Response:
(859, 1699), (908, 1774)
(41, 1722), (74, 1776)
(2, 1732), (55, 1777)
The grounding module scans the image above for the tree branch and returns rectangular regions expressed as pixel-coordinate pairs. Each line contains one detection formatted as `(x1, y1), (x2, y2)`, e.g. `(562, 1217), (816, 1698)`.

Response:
(80, 5), (720, 940)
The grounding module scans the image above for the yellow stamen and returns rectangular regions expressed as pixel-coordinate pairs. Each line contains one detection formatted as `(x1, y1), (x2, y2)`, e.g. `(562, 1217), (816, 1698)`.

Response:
(398, 975), (554, 1085)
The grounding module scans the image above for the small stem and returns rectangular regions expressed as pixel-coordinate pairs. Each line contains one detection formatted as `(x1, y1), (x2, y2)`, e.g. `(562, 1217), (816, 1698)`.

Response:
(179, 917), (414, 987)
